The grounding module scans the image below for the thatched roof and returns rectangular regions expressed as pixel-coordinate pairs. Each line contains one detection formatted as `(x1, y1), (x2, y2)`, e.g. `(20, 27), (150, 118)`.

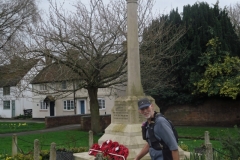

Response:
(31, 62), (80, 84)
(0, 58), (39, 87)
(31, 53), (126, 85)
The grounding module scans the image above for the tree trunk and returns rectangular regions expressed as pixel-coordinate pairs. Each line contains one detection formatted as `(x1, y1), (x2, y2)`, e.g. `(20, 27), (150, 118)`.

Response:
(87, 87), (101, 134)
(73, 81), (76, 115)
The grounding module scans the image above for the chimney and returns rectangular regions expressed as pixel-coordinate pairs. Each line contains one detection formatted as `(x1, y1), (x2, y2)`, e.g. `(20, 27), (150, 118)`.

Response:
(45, 50), (52, 65)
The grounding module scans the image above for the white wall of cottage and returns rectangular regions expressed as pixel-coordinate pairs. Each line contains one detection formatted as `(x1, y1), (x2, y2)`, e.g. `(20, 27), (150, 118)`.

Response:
(0, 84), (34, 118)
(31, 85), (122, 118)
(0, 60), (44, 118)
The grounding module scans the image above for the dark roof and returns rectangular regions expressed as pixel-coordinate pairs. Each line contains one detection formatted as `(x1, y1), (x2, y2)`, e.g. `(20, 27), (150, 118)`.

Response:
(31, 53), (126, 84)
(31, 62), (80, 84)
(0, 58), (39, 87)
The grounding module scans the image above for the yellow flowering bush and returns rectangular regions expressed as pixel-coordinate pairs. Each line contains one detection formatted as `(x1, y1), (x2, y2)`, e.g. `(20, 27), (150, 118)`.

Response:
(179, 143), (189, 151)
(13, 153), (42, 160)
(0, 154), (13, 160)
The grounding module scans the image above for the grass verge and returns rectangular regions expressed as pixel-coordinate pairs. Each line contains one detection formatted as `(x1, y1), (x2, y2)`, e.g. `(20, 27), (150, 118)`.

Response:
(0, 122), (45, 134)
(0, 122), (238, 156)
(0, 129), (100, 155)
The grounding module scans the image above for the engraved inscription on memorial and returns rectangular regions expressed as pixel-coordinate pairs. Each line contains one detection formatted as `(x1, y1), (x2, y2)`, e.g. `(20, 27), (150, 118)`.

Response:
(138, 114), (145, 123)
(115, 105), (126, 112)
(113, 111), (129, 123)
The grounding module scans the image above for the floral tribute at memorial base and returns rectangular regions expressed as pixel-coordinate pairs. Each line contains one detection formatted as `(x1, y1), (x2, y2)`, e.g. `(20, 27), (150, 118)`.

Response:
(89, 140), (129, 160)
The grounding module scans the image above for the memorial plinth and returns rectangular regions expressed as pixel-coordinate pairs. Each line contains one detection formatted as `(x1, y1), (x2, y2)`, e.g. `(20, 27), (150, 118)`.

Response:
(74, 96), (158, 160)
(98, 96), (159, 159)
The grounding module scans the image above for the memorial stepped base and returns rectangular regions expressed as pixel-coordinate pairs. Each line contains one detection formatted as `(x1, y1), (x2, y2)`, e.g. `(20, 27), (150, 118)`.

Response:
(73, 123), (189, 160)
(73, 148), (189, 160)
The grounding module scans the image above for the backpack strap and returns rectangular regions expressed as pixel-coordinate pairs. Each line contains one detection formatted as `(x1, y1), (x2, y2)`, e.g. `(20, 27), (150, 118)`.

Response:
(141, 112), (169, 150)
(155, 112), (178, 143)
(141, 112), (157, 141)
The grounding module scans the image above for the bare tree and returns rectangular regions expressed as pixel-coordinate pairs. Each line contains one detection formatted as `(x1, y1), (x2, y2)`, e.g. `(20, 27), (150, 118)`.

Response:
(0, 0), (40, 101)
(0, 0), (40, 65)
(140, 16), (187, 98)
(227, 2), (240, 38)
(25, 0), (157, 133)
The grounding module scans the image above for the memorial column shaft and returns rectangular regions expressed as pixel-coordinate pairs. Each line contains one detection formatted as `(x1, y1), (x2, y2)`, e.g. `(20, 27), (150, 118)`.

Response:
(126, 0), (144, 96)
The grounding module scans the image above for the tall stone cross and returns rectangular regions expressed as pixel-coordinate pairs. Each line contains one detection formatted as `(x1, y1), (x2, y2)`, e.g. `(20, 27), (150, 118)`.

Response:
(98, 1), (159, 159)
(126, 0), (144, 96)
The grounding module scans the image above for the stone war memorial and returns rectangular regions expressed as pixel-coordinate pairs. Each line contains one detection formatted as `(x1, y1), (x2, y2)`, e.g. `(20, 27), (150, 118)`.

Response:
(97, 0), (159, 159)
(74, 0), (185, 159)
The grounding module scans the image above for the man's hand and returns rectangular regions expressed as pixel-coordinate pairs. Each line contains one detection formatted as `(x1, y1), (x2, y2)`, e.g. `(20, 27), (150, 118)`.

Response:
(134, 143), (149, 160)
(172, 150), (180, 160)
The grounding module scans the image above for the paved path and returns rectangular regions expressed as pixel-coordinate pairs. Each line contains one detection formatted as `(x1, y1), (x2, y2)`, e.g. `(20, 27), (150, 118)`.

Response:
(0, 119), (44, 123)
(0, 119), (80, 137)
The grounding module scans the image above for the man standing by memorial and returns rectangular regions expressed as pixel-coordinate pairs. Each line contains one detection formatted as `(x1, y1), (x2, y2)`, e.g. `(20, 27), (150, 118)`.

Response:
(134, 98), (179, 160)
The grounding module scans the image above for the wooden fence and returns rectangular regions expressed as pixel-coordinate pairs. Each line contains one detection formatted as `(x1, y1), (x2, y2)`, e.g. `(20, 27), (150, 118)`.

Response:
(12, 131), (216, 160)
(11, 131), (94, 160)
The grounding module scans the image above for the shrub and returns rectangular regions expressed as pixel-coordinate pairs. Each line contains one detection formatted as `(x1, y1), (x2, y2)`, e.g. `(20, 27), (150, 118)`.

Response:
(12, 153), (42, 160)
(218, 125), (240, 159)
(0, 154), (13, 160)
(179, 143), (189, 151)
(56, 147), (88, 153)
(0, 147), (87, 160)
(15, 114), (32, 119)
(40, 150), (49, 160)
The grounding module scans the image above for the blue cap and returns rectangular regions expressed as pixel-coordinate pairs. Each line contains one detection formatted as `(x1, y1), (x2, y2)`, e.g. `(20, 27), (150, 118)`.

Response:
(138, 98), (151, 109)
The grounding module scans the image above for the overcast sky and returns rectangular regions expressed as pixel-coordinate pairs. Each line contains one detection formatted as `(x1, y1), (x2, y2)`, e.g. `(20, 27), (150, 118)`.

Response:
(157, 0), (239, 14)
(38, 0), (240, 15)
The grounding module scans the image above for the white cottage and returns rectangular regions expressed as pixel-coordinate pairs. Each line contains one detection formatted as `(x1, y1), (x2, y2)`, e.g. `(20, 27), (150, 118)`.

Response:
(31, 62), (126, 118)
(0, 58), (42, 118)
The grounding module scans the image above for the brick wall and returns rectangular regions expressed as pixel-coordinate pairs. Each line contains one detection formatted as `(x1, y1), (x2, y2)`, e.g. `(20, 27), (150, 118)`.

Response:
(45, 114), (85, 128)
(45, 99), (240, 129)
(164, 99), (240, 127)
(81, 115), (111, 132)
(45, 114), (111, 131)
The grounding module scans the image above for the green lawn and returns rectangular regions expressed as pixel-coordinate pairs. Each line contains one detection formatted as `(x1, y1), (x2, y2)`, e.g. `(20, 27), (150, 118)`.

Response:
(0, 122), (45, 134)
(0, 122), (238, 156)
(176, 126), (238, 152)
(0, 129), (100, 155)
(176, 126), (238, 138)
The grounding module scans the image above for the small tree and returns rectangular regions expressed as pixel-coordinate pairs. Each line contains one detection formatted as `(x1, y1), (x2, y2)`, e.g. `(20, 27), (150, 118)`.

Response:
(192, 38), (240, 99)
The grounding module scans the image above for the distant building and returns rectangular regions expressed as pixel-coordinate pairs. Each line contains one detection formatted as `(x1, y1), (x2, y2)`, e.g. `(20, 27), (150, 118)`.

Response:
(0, 57), (42, 118)
(31, 62), (126, 118)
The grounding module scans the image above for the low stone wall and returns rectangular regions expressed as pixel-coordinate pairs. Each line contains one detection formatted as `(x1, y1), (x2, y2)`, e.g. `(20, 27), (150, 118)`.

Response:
(81, 115), (111, 132)
(45, 114), (111, 131)
(164, 98), (240, 127)
(45, 114), (85, 128)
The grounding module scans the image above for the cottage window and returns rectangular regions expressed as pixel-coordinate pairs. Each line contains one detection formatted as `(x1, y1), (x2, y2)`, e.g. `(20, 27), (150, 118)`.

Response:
(40, 84), (47, 90)
(98, 98), (105, 109)
(3, 101), (10, 109)
(40, 101), (47, 110)
(63, 100), (74, 110)
(3, 86), (10, 95)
